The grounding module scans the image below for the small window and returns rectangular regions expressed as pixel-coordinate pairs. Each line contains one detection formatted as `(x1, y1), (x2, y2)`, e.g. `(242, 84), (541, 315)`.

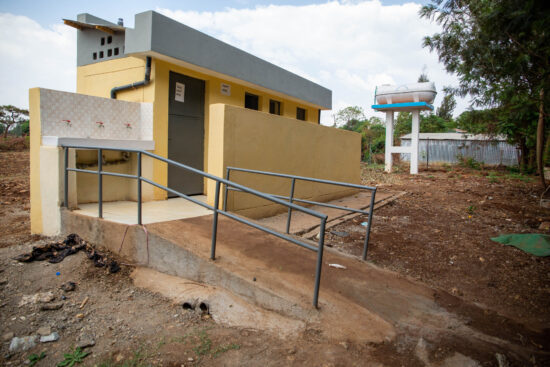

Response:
(107, 36), (112, 44)
(114, 47), (119, 56)
(107, 49), (112, 57)
(99, 51), (104, 58)
(296, 107), (306, 121)
(92, 52), (97, 60)
(245, 93), (259, 110)
(269, 100), (282, 115)
(100, 37), (105, 46)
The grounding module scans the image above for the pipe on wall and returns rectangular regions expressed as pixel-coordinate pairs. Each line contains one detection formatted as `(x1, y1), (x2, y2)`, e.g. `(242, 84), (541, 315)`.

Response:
(110, 56), (152, 99)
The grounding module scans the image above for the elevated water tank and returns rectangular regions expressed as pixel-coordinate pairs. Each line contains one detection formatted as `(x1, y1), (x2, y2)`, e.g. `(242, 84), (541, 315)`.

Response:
(375, 82), (437, 105)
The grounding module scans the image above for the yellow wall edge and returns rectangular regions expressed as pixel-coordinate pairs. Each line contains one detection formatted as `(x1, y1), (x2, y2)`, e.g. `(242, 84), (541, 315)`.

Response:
(29, 88), (42, 234)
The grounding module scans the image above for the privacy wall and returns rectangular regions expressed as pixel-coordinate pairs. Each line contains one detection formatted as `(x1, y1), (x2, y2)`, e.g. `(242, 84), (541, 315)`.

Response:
(39, 88), (153, 140)
(207, 104), (361, 218)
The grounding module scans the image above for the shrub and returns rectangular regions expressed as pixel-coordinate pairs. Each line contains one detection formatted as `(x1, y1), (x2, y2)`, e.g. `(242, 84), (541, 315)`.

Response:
(0, 136), (29, 151)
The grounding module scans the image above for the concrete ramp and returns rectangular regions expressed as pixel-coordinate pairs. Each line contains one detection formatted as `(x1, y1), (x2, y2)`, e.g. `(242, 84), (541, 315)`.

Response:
(61, 209), (544, 355)
(145, 216), (489, 338)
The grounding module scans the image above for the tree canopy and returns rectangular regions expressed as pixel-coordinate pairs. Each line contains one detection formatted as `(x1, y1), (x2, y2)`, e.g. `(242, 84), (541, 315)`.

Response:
(332, 106), (366, 129)
(420, 0), (550, 181)
(0, 105), (29, 138)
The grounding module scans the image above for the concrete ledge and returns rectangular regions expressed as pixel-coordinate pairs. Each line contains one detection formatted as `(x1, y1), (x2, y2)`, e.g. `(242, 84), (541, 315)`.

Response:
(42, 136), (155, 151)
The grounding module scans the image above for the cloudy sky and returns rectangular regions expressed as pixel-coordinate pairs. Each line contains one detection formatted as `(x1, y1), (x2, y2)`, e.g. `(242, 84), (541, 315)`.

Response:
(0, 0), (467, 125)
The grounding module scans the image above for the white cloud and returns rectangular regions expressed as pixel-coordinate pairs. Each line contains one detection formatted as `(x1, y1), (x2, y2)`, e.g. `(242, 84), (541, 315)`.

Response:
(0, 2), (466, 123)
(157, 1), (465, 124)
(0, 13), (76, 109)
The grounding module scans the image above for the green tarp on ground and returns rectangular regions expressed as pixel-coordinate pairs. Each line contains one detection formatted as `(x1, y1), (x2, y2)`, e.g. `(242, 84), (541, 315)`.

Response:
(491, 234), (550, 257)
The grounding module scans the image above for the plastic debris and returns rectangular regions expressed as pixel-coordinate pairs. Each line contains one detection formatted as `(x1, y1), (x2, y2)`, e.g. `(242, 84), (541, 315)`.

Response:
(491, 234), (550, 257)
(361, 222), (369, 227)
(40, 332), (60, 343)
(329, 263), (347, 269)
(15, 234), (120, 273)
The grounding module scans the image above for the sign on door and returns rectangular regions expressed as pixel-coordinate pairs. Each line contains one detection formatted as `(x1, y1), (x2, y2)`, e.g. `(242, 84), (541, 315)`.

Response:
(175, 82), (185, 102)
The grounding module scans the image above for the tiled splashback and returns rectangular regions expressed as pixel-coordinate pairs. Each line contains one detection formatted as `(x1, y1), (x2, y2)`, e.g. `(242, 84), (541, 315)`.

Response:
(40, 88), (153, 140)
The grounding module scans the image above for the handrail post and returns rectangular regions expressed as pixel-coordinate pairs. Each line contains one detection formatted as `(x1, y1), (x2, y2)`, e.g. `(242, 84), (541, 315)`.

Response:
(210, 181), (221, 260)
(313, 217), (326, 308)
(222, 167), (230, 211)
(64, 147), (69, 208)
(98, 148), (103, 219)
(285, 178), (296, 234)
(137, 151), (142, 225)
(362, 188), (377, 260)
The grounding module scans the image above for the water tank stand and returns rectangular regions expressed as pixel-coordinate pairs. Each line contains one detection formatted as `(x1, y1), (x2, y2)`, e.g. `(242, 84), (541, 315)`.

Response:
(371, 102), (434, 175)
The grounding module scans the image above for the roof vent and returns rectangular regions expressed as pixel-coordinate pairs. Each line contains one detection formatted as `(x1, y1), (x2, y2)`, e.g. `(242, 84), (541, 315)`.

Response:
(117, 18), (123, 26)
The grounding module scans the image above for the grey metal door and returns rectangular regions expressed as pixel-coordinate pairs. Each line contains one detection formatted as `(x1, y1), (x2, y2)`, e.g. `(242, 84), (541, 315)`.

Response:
(168, 71), (205, 196)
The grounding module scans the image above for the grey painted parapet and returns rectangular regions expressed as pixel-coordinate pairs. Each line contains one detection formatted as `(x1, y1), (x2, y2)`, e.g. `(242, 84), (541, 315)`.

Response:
(76, 13), (126, 66)
(125, 11), (332, 109)
(77, 13), (118, 26)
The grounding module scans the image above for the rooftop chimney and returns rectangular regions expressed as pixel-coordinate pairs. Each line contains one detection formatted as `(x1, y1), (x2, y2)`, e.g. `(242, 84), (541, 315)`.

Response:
(117, 18), (123, 26)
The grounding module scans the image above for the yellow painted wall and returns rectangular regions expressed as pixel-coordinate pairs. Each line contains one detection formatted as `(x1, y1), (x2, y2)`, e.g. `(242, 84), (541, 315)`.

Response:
(76, 57), (156, 202)
(30, 88), (77, 234)
(152, 58), (321, 197)
(29, 88), (42, 234)
(207, 104), (360, 218)
(77, 56), (323, 201)
(77, 57), (155, 101)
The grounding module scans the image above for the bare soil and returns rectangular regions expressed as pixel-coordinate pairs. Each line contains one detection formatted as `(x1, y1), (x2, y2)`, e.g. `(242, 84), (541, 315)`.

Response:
(1, 152), (549, 366)
(0, 151), (40, 248)
(326, 164), (550, 330)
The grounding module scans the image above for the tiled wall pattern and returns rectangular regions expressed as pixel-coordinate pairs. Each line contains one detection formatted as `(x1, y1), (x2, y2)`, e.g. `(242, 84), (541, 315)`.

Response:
(40, 88), (153, 140)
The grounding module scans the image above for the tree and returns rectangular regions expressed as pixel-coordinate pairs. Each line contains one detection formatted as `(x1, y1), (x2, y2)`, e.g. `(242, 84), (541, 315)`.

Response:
(333, 106), (366, 130)
(362, 122), (386, 163)
(420, 0), (550, 185)
(394, 111), (456, 142)
(0, 105), (29, 138)
(21, 120), (29, 136)
(436, 94), (456, 121)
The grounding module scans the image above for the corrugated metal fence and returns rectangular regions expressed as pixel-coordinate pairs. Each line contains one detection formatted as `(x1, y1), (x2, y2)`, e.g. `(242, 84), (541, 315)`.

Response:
(400, 138), (519, 166)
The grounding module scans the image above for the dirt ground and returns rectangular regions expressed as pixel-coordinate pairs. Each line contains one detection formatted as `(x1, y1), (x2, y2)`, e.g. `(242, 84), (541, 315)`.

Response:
(1, 151), (549, 366)
(326, 164), (550, 330)
(0, 151), (38, 248)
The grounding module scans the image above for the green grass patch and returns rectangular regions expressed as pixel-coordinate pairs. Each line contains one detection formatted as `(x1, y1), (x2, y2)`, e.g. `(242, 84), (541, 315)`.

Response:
(57, 347), (90, 367)
(28, 352), (46, 366)
(505, 172), (533, 182)
(212, 343), (241, 358)
(193, 330), (213, 357)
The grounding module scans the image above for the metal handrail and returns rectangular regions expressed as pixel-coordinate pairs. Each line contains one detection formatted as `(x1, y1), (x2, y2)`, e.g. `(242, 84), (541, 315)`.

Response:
(224, 166), (377, 260)
(62, 146), (327, 308)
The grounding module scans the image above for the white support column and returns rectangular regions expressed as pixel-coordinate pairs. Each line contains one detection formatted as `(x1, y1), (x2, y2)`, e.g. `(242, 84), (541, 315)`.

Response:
(384, 111), (394, 172)
(410, 110), (420, 174)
